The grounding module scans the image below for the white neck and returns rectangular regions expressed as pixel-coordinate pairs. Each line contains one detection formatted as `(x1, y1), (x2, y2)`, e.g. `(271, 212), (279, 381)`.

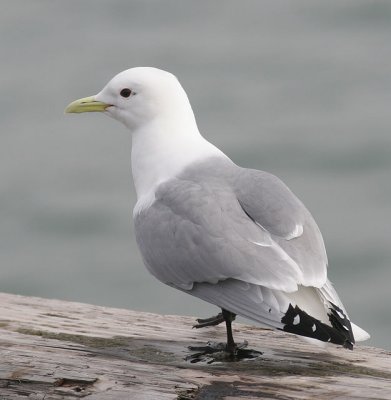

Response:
(131, 117), (228, 214)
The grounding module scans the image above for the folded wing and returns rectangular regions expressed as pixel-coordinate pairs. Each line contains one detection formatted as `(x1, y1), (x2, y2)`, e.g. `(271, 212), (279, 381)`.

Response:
(134, 160), (327, 292)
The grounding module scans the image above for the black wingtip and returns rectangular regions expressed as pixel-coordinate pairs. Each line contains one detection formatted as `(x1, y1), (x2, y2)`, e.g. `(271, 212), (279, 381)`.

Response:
(281, 304), (354, 349)
(328, 302), (355, 348)
(343, 340), (354, 350)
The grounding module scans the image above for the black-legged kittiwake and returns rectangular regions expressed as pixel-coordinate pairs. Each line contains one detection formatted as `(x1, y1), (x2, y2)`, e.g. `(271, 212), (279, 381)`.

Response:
(65, 67), (370, 356)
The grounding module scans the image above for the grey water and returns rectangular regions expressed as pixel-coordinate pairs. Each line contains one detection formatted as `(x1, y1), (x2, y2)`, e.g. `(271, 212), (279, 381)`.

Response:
(1, 1), (390, 350)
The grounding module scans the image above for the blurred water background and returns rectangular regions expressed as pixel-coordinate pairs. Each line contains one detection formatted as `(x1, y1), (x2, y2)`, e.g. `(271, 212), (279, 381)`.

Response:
(1, 1), (390, 349)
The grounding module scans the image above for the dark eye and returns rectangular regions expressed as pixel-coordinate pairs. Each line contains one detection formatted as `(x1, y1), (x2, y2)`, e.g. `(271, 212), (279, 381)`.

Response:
(120, 88), (132, 98)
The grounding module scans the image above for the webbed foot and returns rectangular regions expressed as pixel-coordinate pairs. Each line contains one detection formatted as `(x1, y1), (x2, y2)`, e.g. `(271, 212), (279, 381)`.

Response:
(186, 340), (262, 364)
(193, 313), (225, 329)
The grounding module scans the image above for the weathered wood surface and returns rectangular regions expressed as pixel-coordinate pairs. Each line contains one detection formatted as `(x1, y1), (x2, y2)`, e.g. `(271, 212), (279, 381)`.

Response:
(0, 293), (390, 400)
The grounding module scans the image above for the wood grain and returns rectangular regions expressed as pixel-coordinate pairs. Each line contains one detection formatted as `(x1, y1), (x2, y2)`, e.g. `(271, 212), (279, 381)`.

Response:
(0, 292), (390, 399)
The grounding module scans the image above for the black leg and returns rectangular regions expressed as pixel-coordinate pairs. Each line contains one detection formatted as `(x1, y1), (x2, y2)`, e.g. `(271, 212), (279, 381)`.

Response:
(193, 312), (225, 329)
(222, 309), (236, 354)
(186, 308), (262, 363)
(194, 310), (237, 329)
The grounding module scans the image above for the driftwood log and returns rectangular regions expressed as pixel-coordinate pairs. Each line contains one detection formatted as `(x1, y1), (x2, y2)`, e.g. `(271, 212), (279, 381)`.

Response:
(0, 292), (390, 399)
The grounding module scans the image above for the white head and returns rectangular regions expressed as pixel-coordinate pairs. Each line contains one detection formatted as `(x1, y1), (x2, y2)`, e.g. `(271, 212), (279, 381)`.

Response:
(65, 67), (196, 132)
(65, 67), (227, 209)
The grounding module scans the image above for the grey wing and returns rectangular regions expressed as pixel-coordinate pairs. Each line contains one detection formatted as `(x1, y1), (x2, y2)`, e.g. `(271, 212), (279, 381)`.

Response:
(233, 168), (328, 288)
(134, 166), (368, 342)
(134, 171), (323, 293)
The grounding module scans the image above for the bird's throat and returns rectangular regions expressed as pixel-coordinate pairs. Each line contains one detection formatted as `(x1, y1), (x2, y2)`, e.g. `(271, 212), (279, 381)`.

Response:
(131, 123), (227, 214)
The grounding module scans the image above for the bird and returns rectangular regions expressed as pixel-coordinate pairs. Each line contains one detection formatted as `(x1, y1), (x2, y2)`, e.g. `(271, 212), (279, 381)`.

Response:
(65, 67), (370, 357)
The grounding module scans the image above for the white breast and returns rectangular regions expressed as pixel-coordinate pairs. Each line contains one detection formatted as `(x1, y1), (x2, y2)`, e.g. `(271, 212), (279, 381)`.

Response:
(131, 118), (228, 216)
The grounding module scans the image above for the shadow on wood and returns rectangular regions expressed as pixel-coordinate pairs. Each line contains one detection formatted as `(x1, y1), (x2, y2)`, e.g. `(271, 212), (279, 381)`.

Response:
(0, 293), (390, 399)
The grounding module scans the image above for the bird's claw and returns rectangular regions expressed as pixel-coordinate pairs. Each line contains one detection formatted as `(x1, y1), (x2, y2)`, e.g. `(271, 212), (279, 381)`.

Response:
(192, 312), (226, 329)
(185, 340), (262, 364)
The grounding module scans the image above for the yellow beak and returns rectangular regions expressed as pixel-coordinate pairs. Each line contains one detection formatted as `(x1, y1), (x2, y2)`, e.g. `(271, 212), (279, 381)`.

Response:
(64, 96), (111, 113)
